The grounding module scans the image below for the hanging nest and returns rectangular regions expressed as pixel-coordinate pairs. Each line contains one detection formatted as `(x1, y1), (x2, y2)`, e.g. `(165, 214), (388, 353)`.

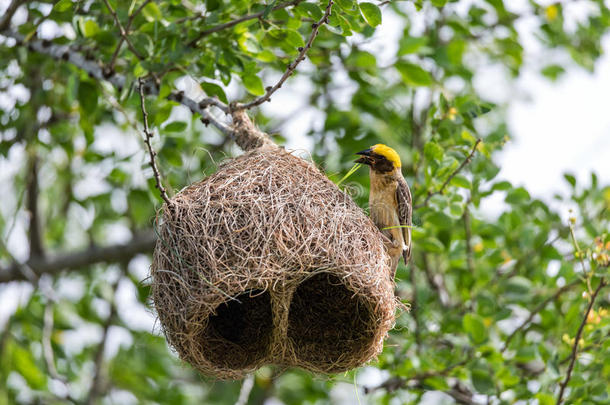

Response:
(151, 112), (397, 379)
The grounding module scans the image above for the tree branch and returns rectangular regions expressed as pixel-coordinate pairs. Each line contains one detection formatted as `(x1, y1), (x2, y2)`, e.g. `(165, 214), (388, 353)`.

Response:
(42, 303), (64, 382)
(108, 0), (151, 69)
(1, 30), (233, 138)
(463, 202), (474, 273)
(102, 0), (144, 61)
(85, 271), (123, 405)
(235, 374), (255, 405)
(421, 253), (451, 307)
(556, 278), (607, 405)
(501, 280), (579, 353)
(0, 0), (26, 31)
(0, 231), (156, 283)
(235, 0), (333, 110)
(365, 358), (469, 394)
(410, 264), (422, 352)
(187, 0), (305, 47)
(138, 78), (172, 206)
(26, 154), (44, 258)
(414, 139), (481, 209)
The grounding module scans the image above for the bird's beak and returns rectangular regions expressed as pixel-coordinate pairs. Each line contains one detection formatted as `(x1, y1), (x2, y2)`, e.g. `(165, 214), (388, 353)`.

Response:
(355, 148), (373, 164)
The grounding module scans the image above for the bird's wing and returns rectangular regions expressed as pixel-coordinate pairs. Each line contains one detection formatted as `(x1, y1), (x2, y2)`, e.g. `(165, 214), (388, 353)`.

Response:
(396, 176), (412, 264)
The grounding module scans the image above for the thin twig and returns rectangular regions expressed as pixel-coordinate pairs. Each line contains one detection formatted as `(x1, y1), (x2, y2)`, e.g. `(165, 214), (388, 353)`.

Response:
(556, 278), (606, 405)
(235, 0), (334, 110)
(0, 0), (26, 31)
(187, 0), (304, 47)
(568, 218), (593, 294)
(410, 264), (421, 352)
(414, 139), (481, 209)
(102, 0), (144, 61)
(463, 202), (474, 273)
(0, 240), (77, 400)
(26, 154), (44, 258)
(501, 280), (579, 352)
(365, 358), (469, 394)
(235, 373), (255, 405)
(164, 89), (233, 135)
(85, 273), (123, 405)
(43, 304), (65, 382)
(138, 77), (172, 206)
(108, 0), (152, 69)
(421, 254), (451, 307)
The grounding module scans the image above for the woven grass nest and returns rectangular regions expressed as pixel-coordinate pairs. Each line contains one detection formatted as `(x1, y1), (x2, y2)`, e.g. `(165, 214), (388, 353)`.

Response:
(151, 112), (397, 379)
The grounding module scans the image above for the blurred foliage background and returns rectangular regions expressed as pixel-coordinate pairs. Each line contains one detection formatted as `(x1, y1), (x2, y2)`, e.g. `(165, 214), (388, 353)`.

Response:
(0, 0), (609, 404)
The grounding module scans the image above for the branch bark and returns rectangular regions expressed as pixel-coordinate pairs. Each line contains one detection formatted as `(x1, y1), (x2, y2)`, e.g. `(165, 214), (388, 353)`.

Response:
(0, 0), (26, 31)
(187, 0), (305, 47)
(556, 278), (607, 405)
(0, 30), (236, 138)
(138, 77), (172, 206)
(235, 0), (334, 110)
(26, 153), (44, 258)
(0, 231), (156, 283)
(414, 139), (481, 209)
(501, 279), (579, 353)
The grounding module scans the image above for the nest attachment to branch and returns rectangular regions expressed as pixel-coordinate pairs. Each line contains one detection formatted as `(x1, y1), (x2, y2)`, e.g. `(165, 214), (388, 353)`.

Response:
(151, 142), (397, 379)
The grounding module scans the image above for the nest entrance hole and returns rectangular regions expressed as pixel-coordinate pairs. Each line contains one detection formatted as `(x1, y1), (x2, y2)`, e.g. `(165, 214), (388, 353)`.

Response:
(200, 289), (273, 369)
(287, 273), (375, 367)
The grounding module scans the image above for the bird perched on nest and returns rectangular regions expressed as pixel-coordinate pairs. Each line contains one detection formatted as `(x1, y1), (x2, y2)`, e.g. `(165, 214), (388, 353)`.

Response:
(356, 144), (412, 278)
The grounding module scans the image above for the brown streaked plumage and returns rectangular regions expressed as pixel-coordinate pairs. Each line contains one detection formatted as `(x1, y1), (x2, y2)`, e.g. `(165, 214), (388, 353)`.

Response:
(356, 144), (412, 278)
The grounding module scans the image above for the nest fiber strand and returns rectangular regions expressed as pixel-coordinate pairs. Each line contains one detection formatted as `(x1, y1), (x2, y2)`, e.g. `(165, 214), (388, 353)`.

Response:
(151, 146), (396, 379)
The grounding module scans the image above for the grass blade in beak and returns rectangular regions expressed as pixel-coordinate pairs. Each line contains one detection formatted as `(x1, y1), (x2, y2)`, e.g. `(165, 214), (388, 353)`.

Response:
(336, 163), (363, 186)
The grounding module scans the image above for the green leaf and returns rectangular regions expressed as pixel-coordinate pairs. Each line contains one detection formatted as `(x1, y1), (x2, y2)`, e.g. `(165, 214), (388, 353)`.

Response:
(243, 74), (265, 96)
(129, 189), (153, 225)
(424, 142), (443, 162)
(262, 0), (277, 19)
(471, 368), (494, 394)
(398, 36), (428, 56)
(505, 276), (532, 298)
(200, 81), (228, 103)
(431, 0), (447, 7)
(541, 64), (565, 81)
(53, 0), (73, 12)
(164, 121), (187, 132)
(359, 3), (382, 27)
(78, 81), (98, 114)
(535, 393), (555, 405)
(450, 174), (471, 189)
(284, 29), (305, 48)
(335, 0), (354, 10)
(564, 173), (576, 187)
(463, 313), (488, 344)
(11, 343), (47, 389)
(396, 61), (433, 86)
(81, 19), (100, 37)
(417, 236), (445, 253)
(205, 0), (220, 11)
(449, 202), (464, 218)
(142, 2), (163, 22)
(299, 3), (323, 20)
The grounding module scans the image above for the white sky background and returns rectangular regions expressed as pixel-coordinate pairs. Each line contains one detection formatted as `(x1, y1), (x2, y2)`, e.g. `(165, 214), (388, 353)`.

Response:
(1, 0), (610, 403)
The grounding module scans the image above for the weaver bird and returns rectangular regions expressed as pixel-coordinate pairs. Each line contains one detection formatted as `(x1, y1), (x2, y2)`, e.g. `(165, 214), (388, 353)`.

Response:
(356, 144), (412, 278)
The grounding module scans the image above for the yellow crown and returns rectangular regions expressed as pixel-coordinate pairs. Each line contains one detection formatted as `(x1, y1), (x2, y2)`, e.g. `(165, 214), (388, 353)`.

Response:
(371, 144), (401, 168)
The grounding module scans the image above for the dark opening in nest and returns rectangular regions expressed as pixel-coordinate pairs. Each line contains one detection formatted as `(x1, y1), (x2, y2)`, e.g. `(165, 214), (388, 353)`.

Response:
(287, 273), (375, 370)
(198, 290), (273, 370)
